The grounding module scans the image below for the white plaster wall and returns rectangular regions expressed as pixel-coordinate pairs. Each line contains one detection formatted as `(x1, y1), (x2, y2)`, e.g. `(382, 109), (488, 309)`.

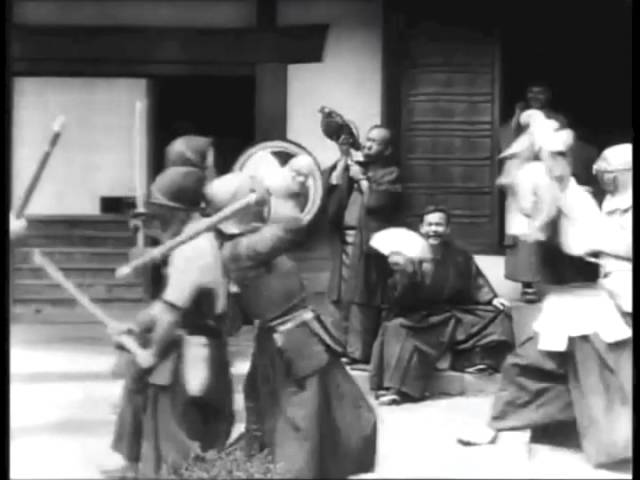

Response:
(278, 0), (383, 168)
(11, 77), (148, 215)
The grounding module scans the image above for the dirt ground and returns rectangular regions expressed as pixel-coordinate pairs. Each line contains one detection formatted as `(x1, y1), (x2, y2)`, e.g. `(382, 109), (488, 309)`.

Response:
(10, 320), (631, 479)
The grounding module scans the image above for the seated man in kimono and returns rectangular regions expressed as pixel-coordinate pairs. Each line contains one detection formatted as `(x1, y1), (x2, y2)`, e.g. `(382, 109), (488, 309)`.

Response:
(370, 206), (515, 406)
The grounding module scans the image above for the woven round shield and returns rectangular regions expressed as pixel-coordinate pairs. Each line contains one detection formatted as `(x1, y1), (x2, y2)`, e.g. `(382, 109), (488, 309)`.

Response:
(232, 140), (324, 226)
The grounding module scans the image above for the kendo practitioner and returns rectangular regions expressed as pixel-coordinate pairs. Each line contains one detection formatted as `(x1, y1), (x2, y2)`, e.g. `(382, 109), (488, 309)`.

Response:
(104, 166), (234, 478)
(205, 164), (378, 479)
(458, 134), (632, 469)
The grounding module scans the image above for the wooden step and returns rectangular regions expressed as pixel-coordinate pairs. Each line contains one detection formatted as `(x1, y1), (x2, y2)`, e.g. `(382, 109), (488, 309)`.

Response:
(13, 279), (144, 300)
(13, 247), (131, 266)
(11, 301), (147, 320)
(22, 215), (130, 234)
(20, 231), (135, 249)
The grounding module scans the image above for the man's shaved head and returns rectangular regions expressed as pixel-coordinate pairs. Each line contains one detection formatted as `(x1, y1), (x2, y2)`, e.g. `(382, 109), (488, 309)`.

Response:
(363, 125), (393, 161)
(368, 125), (392, 142)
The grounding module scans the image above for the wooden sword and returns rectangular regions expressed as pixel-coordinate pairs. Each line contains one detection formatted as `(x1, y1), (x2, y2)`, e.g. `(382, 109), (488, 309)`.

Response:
(14, 115), (66, 219)
(31, 249), (147, 358)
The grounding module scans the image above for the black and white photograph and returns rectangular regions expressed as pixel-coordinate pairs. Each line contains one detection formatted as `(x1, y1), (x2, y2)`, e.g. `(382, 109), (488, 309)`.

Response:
(8, 0), (632, 478)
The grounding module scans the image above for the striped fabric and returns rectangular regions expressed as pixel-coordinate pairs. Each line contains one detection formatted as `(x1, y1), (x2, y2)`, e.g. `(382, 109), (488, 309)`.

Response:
(339, 228), (357, 302)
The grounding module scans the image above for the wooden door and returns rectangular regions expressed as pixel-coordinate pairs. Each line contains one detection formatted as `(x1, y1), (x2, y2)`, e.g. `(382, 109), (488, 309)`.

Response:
(399, 23), (501, 253)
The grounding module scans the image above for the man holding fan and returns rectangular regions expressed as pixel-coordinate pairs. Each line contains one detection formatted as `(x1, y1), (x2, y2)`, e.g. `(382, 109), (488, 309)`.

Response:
(369, 206), (514, 406)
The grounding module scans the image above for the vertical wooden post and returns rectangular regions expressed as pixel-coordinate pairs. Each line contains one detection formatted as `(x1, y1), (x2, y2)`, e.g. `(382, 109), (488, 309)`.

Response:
(381, 0), (403, 140)
(256, 0), (277, 28)
(254, 0), (287, 142)
(254, 63), (288, 141)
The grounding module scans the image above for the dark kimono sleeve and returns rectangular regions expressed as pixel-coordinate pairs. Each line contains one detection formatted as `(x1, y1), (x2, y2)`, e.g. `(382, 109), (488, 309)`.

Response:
(470, 259), (498, 304)
(322, 161), (352, 228)
(365, 166), (402, 215)
(384, 263), (424, 314)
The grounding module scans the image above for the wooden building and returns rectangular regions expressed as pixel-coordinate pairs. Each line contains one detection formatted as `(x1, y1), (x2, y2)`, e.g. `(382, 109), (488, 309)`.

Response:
(9, 0), (631, 312)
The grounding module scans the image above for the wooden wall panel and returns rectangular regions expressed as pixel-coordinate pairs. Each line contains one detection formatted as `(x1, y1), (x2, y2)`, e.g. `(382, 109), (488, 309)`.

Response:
(406, 99), (492, 124)
(405, 71), (492, 94)
(399, 25), (500, 253)
(402, 161), (493, 187)
(407, 43), (494, 68)
(404, 135), (492, 158)
(402, 188), (493, 219)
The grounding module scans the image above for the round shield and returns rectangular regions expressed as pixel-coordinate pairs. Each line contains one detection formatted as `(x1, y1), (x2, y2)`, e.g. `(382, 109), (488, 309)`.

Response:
(232, 140), (324, 226)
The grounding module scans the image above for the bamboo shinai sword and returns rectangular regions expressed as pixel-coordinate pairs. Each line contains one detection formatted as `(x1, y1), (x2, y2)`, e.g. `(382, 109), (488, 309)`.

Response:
(31, 249), (147, 358)
(114, 191), (263, 279)
(14, 116), (66, 218)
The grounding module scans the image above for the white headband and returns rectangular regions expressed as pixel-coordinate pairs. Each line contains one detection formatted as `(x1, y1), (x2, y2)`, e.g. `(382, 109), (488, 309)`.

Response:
(594, 143), (632, 172)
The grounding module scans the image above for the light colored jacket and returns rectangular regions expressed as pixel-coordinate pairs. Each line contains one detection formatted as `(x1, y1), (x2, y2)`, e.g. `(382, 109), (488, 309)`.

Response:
(599, 191), (633, 313)
(532, 184), (633, 351)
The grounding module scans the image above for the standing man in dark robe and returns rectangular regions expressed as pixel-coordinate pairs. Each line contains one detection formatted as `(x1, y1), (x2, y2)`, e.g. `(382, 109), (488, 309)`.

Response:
(324, 125), (402, 366)
(502, 82), (568, 303)
(370, 206), (515, 406)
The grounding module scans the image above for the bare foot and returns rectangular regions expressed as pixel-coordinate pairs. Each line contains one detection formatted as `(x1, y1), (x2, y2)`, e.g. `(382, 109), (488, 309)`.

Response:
(457, 425), (499, 446)
(377, 393), (402, 406)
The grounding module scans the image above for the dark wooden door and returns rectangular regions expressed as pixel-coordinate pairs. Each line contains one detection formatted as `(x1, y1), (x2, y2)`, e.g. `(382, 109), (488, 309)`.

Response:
(399, 23), (501, 253)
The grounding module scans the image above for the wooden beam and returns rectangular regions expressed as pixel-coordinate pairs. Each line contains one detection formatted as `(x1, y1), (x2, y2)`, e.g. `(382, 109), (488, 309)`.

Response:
(11, 60), (255, 77)
(254, 63), (287, 141)
(256, 0), (277, 28)
(11, 25), (328, 67)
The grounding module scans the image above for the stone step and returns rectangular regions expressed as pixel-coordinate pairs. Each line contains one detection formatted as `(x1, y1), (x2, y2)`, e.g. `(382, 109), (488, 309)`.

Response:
(13, 283), (145, 306)
(22, 215), (131, 234)
(13, 264), (122, 282)
(19, 231), (135, 249)
(14, 279), (143, 299)
(13, 247), (131, 266)
(10, 295), (331, 327)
